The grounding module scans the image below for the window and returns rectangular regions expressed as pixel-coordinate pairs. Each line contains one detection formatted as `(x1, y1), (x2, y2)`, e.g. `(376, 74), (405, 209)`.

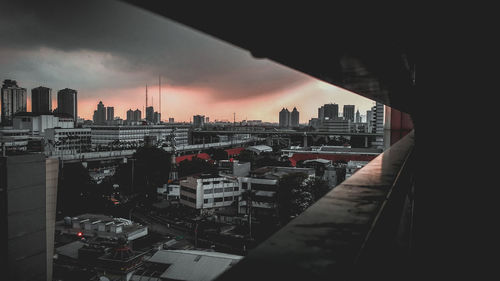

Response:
(214, 188), (223, 193)
(204, 189), (213, 194)
(242, 182), (248, 190)
(224, 196), (233, 202)
(214, 197), (223, 203)
(224, 187), (233, 192)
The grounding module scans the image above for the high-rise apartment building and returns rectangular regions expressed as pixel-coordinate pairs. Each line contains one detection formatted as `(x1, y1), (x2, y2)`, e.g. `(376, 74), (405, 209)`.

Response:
(92, 101), (106, 124)
(57, 88), (77, 122)
(31, 86), (52, 114)
(343, 105), (355, 122)
(279, 108), (290, 128)
(133, 109), (142, 121)
(323, 103), (339, 120)
(1, 80), (27, 126)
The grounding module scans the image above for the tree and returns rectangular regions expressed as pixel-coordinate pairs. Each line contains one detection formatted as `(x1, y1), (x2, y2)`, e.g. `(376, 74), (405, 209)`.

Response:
(178, 156), (217, 178)
(208, 148), (228, 161)
(277, 172), (309, 225)
(129, 146), (172, 203)
(237, 150), (255, 163)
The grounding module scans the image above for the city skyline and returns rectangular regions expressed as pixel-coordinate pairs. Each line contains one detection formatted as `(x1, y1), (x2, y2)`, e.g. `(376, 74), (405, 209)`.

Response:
(0, 0), (375, 124)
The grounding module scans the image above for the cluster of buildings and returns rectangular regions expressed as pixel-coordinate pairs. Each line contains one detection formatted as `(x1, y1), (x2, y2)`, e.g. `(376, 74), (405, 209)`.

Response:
(307, 102), (384, 138)
(279, 107), (300, 128)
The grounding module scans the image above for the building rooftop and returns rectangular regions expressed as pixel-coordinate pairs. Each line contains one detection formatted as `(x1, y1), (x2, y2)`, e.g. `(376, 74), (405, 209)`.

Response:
(246, 145), (273, 154)
(147, 250), (243, 281)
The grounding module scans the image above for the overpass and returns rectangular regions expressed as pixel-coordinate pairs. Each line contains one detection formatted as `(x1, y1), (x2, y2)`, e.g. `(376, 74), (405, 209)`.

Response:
(47, 137), (263, 163)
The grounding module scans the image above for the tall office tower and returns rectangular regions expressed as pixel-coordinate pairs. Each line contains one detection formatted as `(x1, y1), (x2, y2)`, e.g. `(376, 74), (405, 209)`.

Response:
(291, 107), (300, 127)
(133, 109), (142, 121)
(355, 110), (361, 123)
(92, 101), (106, 124)
(31, 86), (52, 114)
(205, 116), (210, 124)
(279, 108), (290, 128)
(0, 154), (59, 281)
(1, 79), (27, 126)
(323, 103), (339, 120)
(57, 88), (77, 122)
(193, 115), (205, 128)
(126, 109), (134, 122)
(318, 106), (325, 121)
(146, 106), (154, 123)
(169, 118), (175, 123)
(106, 106), (114, 122)
(343, 105), (355, 122)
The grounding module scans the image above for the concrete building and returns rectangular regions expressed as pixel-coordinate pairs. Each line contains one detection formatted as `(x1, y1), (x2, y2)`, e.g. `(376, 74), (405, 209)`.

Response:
(318, 105), (325, 121)
(238, 166), (315, 218)
(302, 158), (338, 188)
(44, 128), (92, 155)
(31, 86), (52, 114)
(318, 118), (351, 133)
(169, 117), (175, 123)
(89, 125), (189, 147)
(218, 159), (251, 177)
(179, 174), (241, 214)
(55, 214), (148, 241)
(290, 107), (300, 128)
(0, 129), (30, 153)
(13, 113), (74, 135)
(308, 117), (321, 129)
(355, 110), (361, 123)
(343, 105), (355, 122)
(193, 115), (205, 128)
(1, 153), (59, 281)
(1, 79), (27, 126)
(153, 111), (161, 124)
(57, 88), (77, 122)
(371, 102), (384, 148)
(279, 108), (290, 128)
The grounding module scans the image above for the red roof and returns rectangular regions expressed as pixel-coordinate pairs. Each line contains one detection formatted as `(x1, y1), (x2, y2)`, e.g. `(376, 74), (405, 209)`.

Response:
(225, 147), (245, 156)
(176, 153), (211, 163)
(288, 153), (377, 166)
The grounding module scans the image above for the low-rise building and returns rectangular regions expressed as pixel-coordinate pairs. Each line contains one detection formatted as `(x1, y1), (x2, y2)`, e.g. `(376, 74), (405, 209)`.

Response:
(13, 113), (74, 135)
(0, 128), (30, 153)
(55, 214), (148, 241)
(179, 174), (241, 214)
(89, 125), (189, 147)
(238, 166), (316, 218)
(44, 128), (91, 155)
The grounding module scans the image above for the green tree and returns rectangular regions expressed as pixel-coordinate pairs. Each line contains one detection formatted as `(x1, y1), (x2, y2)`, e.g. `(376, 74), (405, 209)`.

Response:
(178, 156), (217, 178)
(237, 150), (255, 163)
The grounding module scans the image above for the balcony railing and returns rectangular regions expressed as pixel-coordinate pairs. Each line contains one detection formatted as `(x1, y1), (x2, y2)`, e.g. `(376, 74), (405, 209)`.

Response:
(215, 130), (415, 281)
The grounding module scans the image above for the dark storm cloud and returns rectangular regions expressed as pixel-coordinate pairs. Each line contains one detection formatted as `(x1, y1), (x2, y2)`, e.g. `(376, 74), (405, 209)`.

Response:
(0, 0), (309, 99)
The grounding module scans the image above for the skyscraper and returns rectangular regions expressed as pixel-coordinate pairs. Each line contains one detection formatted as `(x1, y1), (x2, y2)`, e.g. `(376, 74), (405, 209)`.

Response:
(106, 107), (114, 122)
(193, 115), (205, 128)
(133, 109), (142, 121)
(126, 109), (134, 122)
(323, 103), (339, 120)
(355, 110), (361, 123)
(279, 108), (290, 128)
(146, 106), (154, 123)
(92, 101), (106, 124)
(31, 86), (52, 114)
(291, 107), (300, 127)
(57, 88), (77, 122)
(1, 79), (27, 126)
(343, 105), (355, 122)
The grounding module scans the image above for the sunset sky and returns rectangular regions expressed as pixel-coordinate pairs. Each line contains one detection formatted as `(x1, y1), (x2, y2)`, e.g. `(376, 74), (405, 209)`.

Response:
(0, 0), (375, 123)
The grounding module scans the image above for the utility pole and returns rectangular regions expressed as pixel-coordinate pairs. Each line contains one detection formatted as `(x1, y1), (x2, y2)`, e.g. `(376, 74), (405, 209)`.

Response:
(159, 75), (161, 121)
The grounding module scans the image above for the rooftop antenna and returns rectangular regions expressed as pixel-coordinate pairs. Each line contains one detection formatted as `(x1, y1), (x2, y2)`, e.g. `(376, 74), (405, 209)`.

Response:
(146, 84), (148, 108)
(159, 75), (161, 120)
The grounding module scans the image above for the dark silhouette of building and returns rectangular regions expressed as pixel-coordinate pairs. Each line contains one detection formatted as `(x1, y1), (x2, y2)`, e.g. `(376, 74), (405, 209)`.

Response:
(57, 88), (77, 122)
(92, 101), (106, 124)
(1, 79), (27, 126)
(106, 107), (114, 122)
(31, 86), (52, 114)
(323, 103), (338, 120)
(193, 114), (205, 128)
(343, 105), (355, 122)
(279, 108), (290, 128)
(146, 106), (154, 123)
(291, 107), (299, 127)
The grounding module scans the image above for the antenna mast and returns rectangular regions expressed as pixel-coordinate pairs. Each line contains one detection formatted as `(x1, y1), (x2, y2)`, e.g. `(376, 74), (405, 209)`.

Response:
(146, 84), (148, 108)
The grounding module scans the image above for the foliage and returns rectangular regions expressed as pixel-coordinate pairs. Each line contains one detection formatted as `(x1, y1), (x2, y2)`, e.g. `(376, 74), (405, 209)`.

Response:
(178, 156), (217, 178)
(131, 146), (172, 202)
(207, 148), (228, 161)
(237, 150), (255, 163)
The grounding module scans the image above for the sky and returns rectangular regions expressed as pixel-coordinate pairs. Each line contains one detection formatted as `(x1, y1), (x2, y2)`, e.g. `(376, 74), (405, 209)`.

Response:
(0, 0), (376, 123)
